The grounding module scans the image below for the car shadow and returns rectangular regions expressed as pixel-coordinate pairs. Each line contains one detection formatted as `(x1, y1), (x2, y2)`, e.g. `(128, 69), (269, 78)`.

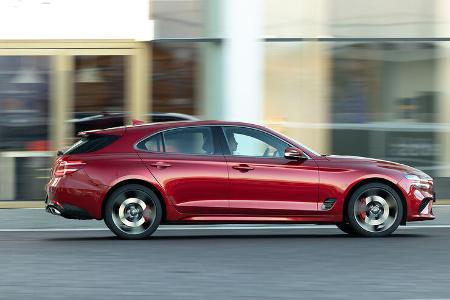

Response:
(44, 232), (428, 241)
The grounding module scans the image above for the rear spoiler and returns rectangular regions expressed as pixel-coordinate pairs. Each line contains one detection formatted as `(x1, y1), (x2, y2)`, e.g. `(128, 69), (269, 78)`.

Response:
(78, 126), (126, 137)
(78, 119), (146, 137)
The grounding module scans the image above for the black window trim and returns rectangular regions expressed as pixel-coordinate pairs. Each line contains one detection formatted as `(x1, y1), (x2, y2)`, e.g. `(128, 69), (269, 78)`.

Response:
(134, 125), (224, 157)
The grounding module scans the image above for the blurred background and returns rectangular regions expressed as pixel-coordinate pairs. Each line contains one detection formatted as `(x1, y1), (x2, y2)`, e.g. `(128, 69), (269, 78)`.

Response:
(1, 0), (450, 201)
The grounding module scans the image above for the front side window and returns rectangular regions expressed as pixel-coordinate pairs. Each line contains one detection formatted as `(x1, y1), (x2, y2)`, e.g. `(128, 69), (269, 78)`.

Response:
(137, 127), (214, 155)
(222, 127), (289, 158)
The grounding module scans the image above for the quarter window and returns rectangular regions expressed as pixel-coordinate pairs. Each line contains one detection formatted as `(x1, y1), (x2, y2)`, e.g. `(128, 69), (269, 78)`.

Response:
(136, 133), (163, 152)
(222, 127), (289, 158)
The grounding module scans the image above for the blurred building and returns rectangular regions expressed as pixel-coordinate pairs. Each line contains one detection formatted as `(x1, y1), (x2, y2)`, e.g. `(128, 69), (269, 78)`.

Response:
(1, 0), (450, 200)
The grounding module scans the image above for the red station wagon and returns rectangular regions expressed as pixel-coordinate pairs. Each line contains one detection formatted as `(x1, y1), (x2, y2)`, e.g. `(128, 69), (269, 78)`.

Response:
(46, 120), (435, 239)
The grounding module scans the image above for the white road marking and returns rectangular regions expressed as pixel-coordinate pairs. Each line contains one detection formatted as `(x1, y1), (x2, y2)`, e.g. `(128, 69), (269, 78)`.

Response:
(0, 228), (109, 232)
(0, 224), (448, 232)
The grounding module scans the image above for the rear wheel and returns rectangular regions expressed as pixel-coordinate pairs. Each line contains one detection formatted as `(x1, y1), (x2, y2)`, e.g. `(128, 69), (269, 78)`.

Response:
(104, 184), (162, 239)
(346, 183), (403, 237)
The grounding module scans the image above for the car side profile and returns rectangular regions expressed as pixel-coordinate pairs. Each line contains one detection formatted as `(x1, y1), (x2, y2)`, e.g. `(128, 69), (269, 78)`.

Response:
(45, 120), (435, 239)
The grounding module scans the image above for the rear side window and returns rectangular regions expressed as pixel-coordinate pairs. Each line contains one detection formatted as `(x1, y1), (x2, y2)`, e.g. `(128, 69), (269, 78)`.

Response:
(136, 133), (163, 152)
(136, 127), (214, 155)
(64, 135), (119, 155)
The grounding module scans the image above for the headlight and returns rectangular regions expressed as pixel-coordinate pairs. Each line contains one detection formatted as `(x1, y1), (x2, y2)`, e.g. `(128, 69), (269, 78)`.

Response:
(404, 174), (421, 181)
(404, 173), (431, 189)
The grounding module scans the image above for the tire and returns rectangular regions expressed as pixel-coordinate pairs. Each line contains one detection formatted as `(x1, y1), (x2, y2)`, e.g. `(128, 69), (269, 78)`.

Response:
(336, 222), (357, 235)
(346, 182), (404, 237)
(104, 184), (162, 239)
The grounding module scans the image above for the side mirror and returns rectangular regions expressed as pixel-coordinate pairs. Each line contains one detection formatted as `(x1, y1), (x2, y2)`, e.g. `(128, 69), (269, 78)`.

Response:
(284, 147), (307, 160)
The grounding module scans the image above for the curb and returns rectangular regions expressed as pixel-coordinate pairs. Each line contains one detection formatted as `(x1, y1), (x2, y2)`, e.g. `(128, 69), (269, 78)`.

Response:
(0, 201), (44, 209)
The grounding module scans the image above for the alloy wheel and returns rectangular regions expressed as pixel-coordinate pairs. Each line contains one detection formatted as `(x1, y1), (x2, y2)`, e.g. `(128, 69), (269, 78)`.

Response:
(353, 187), (398, 233)
(111, 189), (157, 235)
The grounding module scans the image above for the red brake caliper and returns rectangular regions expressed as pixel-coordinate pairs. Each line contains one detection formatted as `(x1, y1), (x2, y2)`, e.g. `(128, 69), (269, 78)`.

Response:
(143, 207), (152, 222)
(358, 197), (367, 220)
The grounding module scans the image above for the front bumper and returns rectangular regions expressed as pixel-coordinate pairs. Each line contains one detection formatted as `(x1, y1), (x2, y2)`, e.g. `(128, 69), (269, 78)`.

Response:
(399, 178), (435, 222)
(408, 196), (435, 221)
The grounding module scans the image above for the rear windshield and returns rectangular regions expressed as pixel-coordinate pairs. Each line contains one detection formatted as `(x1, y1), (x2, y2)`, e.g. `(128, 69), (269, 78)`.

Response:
(64, 135), (119, 155)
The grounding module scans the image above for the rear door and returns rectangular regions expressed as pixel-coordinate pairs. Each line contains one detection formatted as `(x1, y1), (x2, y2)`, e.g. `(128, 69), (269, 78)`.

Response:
(136, 126), (230, 214)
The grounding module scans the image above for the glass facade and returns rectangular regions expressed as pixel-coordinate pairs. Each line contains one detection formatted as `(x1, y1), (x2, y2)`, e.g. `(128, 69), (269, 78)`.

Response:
(264, 41), (444, 175)
(0, 48), (135, 201)
(151, 43), (199, 115)
(0, 56), (50, 151)
(74, 56), (125, 113)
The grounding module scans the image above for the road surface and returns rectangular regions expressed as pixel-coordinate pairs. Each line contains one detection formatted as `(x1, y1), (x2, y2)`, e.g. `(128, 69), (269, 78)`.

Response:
(0, 206), (449, 299)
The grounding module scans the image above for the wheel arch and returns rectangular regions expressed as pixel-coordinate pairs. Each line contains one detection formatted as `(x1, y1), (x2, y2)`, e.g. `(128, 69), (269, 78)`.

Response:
(101, 179), (167, 223)
(343, 178), (407, 225)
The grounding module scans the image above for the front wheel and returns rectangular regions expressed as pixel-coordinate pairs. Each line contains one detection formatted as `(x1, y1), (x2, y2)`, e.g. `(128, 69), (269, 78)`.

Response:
(104, 184), (162, 239)
(346, 183), (404, 237)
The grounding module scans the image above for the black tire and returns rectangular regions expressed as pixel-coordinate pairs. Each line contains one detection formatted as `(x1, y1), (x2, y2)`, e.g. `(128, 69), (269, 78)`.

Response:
(336, 222), (357, 235)
(346, 183), (403, 237)
(104, 184), (162, 239)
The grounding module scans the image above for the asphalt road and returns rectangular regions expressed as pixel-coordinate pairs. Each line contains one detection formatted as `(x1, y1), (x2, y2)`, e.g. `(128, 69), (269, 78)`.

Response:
(0, 207), (450, 299)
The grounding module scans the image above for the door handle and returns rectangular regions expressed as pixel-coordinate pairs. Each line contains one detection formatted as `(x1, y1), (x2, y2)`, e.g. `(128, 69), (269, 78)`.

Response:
(149, 162), (172, 169)
(232, 164), (254, 172)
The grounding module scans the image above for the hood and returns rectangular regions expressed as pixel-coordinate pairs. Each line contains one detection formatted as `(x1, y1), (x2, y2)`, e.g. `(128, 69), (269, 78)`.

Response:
(325, 155), (425, 175)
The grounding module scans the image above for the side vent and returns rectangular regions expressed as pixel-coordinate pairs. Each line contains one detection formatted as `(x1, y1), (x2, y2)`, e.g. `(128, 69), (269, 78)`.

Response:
(321, 198), (336, 210)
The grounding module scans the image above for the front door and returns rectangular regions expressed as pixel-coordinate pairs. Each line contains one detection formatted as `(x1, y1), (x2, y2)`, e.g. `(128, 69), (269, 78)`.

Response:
(220, 126), (319, 215)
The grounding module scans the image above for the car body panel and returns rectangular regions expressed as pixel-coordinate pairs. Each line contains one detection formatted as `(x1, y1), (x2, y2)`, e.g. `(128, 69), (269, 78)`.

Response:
(137, 152), (230, 214)
(225, 156), (319, 215)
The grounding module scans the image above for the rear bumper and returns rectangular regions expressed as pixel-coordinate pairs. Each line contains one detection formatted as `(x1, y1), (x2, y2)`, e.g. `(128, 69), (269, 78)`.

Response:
(45, 170), (107, 219)
(45, 196), (93, 220)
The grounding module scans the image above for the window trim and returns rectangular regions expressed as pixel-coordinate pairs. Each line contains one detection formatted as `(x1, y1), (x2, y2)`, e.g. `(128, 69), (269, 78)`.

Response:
(134, 125), (222, 157)
(134, 124), (311, 160)
(218, 125), (311, 160)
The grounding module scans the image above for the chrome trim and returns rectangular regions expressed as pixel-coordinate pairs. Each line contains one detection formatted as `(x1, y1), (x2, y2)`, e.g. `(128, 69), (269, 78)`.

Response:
(46, 205), (61, 216)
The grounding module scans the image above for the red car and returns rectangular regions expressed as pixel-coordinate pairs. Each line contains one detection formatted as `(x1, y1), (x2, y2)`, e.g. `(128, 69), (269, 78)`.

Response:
(45, 120), (435, 239)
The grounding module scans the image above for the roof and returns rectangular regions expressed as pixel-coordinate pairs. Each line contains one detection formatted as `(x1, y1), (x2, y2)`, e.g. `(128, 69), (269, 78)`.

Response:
(78, 120), (267, 136)
(125, 120), (269, 132)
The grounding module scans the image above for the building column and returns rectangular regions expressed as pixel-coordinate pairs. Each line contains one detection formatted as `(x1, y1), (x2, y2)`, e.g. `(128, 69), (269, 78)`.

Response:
(201, 0), (264, 124)
(50, 54), (73, 150)
(436, 0), (450, 176)
(126, 43), (150, 124)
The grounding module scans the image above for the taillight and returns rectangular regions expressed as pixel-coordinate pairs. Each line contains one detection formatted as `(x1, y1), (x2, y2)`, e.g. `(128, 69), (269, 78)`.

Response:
(54, 160), (86, 177)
